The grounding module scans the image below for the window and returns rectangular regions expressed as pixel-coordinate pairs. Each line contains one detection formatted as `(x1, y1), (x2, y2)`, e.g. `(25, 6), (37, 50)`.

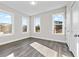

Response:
(22, 16), (28, 32)
(34, 16), (40, 32)
(0, 12), (12, 35)
(52, 13), (64, 34)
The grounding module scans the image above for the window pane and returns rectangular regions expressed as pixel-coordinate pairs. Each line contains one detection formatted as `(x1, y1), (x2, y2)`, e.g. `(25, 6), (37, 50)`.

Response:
(22, 16), (27, 32)
(53, 13), (64, 34)
(34, 16), (40, 32)
(54, 25), (62, 33)
(0, 12), (12, 35)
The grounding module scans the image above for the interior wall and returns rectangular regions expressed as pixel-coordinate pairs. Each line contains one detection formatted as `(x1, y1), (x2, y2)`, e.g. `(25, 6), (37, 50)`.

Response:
(0, 4), (30, 45)
(30, 7), (66, 43)
(71, 2), (79, 56)
(66, 2), (75, 56)
(66, 2), (79, 56)
(0, 3), (66, 45)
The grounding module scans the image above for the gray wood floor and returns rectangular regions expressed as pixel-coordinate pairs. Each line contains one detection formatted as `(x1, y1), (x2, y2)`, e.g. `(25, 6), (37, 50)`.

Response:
(0, 37), (74, 57)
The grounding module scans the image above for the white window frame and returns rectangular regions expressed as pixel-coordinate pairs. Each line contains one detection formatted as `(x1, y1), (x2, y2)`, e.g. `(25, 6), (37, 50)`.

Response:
(34, 16), (41, 33)
(52, 12), (65, 35)
(0, 9), (14, 37)
(22, 16), (29, 33)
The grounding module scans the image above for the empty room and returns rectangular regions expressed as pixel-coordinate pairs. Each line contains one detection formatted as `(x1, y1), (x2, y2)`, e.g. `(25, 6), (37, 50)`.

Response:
(0, 0), (79, 57)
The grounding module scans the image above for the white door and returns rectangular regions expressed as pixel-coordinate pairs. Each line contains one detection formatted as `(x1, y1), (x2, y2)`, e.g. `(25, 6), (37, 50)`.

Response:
(71, 2), (79, 57)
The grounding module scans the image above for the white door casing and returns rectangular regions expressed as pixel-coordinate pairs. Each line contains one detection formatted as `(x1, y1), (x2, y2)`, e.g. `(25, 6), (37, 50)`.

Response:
(71, 2), (79, 57)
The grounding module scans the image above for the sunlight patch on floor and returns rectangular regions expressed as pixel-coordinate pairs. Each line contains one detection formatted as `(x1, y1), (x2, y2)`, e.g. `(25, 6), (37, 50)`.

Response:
(30, 42), (58, 57)
(6, 53), (14, 57)
(62, 55), (68, 57)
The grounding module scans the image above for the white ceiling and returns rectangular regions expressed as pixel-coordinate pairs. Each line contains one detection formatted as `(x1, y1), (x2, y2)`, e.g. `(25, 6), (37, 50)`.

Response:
(1, 1), (71, 16)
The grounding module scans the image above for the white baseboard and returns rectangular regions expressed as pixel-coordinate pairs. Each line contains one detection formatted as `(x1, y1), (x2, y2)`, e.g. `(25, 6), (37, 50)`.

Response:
(0, 36), (66, 46)
(0, 36), (30, 45)
(30, 36), (66, 43)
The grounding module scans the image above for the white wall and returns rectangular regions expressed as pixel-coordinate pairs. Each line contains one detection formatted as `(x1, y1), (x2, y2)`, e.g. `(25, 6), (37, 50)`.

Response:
(0, 3), (66, 46)
(66, 2), (79, 56)
(71, 2), (79, 56)
(30, 7), (66, 43)
(0, 4), (30, 45)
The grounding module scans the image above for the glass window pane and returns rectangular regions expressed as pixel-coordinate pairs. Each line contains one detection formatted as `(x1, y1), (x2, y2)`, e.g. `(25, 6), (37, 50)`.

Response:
(54, 25), (62, 33)
(0, 12), (12, 35)
(34, 16), (40, 32)
(22, 16), (27, 32)
(53, 13), (64, 34)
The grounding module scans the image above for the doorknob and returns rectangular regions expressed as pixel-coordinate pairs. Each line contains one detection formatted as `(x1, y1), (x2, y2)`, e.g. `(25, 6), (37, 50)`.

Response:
(78, 35), (79, 37)
(74, 34), (77, 37)
(74, 34), (79, 37)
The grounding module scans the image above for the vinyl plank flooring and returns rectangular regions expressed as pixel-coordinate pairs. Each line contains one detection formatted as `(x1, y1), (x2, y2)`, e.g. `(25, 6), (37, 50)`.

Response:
(0, 38), (74, 57)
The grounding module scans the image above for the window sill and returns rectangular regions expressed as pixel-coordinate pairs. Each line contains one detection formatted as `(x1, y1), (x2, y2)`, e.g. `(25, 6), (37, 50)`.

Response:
(22, 32), (28, 34)
(0, 33), (13, 37)
(53, 33), (64, 35)
(34, 32), (41, 34)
